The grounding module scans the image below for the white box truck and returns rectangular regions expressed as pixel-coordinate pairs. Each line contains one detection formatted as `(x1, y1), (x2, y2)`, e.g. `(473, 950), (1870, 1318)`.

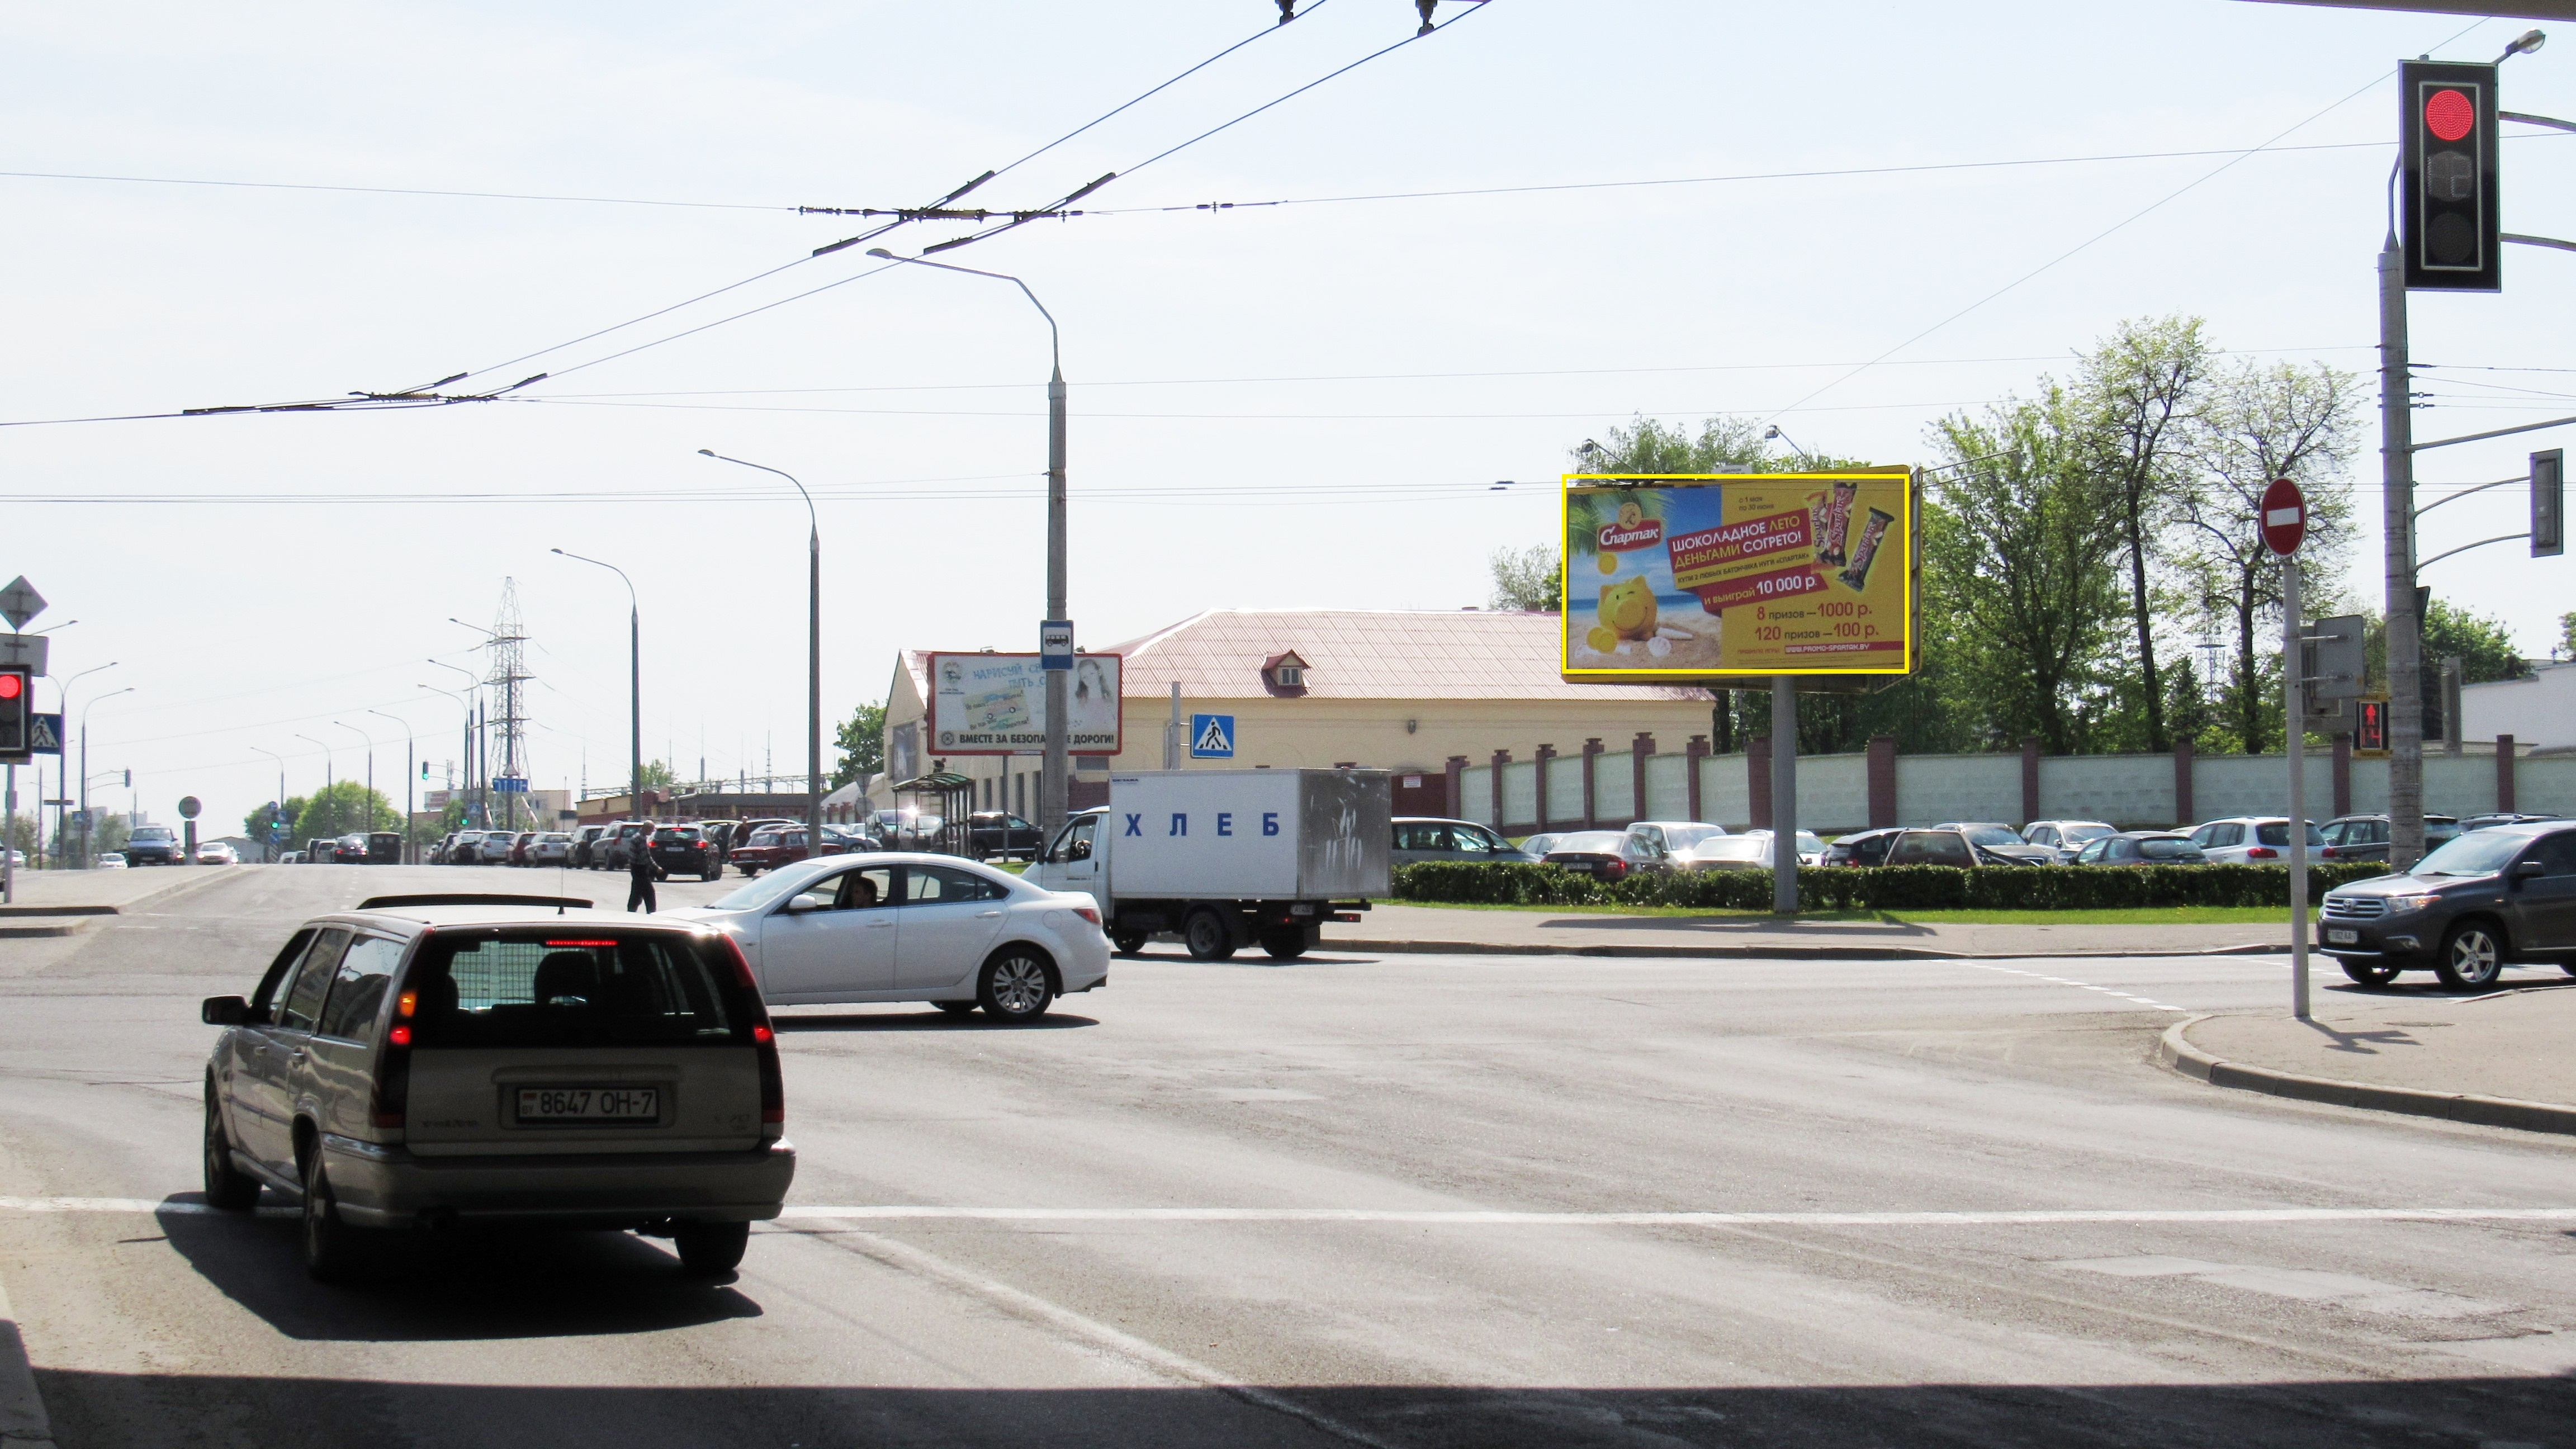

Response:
(1024, 769), (1391, 960)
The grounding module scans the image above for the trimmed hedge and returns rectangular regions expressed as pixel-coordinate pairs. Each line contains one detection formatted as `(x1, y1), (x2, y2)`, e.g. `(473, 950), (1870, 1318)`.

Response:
(1391, 860), (2392, 913)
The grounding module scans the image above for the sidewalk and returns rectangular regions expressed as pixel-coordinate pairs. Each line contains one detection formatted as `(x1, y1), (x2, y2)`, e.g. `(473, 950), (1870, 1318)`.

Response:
(0, 865), (239, 936)
(2161, 982), (2576, 1136)
(1324, 902), (2291, 962)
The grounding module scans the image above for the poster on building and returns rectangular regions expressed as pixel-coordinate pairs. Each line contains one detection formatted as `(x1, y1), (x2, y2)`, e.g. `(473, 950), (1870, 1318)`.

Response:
(1559, 470), (1915, 680)
(928, 652), (1124, 755)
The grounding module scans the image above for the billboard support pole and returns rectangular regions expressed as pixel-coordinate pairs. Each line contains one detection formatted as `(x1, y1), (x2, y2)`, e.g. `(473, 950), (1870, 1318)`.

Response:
(1770, 677), (1797, 915)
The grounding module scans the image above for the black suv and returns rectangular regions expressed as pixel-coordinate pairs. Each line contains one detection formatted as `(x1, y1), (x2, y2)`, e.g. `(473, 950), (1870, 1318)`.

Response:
(648, 825), (723, 881)
(968, 812), (1043, 861)
(2319, 821), (2576, 990)
(125, 824), (184, 865)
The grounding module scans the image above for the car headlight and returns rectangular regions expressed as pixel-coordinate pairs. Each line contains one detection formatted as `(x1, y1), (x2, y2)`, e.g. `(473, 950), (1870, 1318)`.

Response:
(2386, 893), (2442, 915)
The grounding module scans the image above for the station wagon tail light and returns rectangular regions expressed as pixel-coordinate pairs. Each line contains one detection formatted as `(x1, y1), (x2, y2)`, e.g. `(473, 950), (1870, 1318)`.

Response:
(371, 967), (420, 1130)
(715, 933), (786, 1128)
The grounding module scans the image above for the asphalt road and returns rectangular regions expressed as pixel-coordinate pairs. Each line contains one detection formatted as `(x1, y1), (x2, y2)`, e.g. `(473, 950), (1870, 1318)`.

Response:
(5, 864), (2576, 1448)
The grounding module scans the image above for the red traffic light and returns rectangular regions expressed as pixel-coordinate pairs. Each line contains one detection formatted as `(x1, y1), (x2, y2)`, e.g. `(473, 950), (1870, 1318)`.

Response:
(0, 673), (22, 700)
(2425, 88), (2475, 143)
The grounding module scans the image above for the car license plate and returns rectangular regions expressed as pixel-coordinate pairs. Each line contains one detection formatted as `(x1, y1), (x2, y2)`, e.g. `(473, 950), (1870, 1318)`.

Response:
(517, 1086), (659, 1123)
(2326, 929), (2359, 945)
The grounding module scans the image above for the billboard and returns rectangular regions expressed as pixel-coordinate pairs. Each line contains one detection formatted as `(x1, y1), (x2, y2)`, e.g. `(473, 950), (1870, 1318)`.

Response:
(1560, 470), (1915, 680)
(929, 652), (1124, 756)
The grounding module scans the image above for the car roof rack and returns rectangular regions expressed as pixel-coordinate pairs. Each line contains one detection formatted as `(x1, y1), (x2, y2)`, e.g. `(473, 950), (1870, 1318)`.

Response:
(357, 893), (596, 911)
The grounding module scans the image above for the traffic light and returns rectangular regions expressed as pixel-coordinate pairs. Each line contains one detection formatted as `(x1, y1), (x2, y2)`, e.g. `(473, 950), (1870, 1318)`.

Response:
(2536, 448), (2564, 558)
(2356, 698), (2390, 754)
(2402, 60), (2500, 292)
(0, 668), (27, 754)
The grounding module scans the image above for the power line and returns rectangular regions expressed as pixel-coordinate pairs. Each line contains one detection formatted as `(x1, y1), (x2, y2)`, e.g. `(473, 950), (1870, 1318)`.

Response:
(0, 167), (797, 211)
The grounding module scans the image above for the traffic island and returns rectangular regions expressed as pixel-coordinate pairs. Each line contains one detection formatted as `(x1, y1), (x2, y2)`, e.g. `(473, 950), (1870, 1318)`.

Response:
(2158, 982), (2576, 1136)
(1328, 903), (2294, 961)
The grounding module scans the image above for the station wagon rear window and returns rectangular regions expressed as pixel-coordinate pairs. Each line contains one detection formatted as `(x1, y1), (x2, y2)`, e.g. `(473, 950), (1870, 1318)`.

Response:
(410, 931), (748, 1049)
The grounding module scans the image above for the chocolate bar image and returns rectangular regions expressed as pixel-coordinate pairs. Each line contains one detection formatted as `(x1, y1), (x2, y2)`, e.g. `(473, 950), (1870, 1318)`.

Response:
(1836, 507), (1895, 591)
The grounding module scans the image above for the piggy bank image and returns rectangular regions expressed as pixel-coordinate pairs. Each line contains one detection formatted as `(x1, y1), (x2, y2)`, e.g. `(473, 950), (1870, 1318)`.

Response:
(1598, 576), (1659, 641)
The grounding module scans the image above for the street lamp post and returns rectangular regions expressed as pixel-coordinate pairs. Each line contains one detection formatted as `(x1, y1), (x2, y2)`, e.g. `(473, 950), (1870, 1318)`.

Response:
(552, 550), (644, 830)
(696, 451), (823, 845)
(78, 686), (136, 868)
(427, 659), (479, 826)
(45, 664), (119, 871)
(369, 711), (414, 861)
(250, 746), (287, 861)
(336, 720), (377, 845)
(295, 733), (334, 839)
(867, 248), (1071, 837)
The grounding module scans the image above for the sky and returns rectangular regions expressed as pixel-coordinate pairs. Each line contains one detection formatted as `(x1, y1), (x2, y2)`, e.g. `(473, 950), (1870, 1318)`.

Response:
(5, 1), (2572, 836)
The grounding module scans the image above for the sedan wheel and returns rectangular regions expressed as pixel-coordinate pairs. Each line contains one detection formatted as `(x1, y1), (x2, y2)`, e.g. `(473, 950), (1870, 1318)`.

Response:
(978, 950), (1055, 1022)
(2433, 922), (2505, 991)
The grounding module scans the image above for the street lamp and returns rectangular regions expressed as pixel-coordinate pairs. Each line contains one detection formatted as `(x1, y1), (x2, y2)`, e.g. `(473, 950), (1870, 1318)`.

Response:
(368, 709), (414, 862)
(696, 449), (823, 845)
(295, 733), (334, 839)
(551, 549), (643, 830)
(1763, 424), (1814, 463)
(250, 746), (287, 861)
(45, 664), (119, 869)
(419, 684), (473, 831)
(78, 686), (136, 868)
(867, 247), (1072, 837)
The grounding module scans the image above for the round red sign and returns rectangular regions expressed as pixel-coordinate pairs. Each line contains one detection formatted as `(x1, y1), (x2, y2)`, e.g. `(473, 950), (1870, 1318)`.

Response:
(2260, 477), (2307, 557)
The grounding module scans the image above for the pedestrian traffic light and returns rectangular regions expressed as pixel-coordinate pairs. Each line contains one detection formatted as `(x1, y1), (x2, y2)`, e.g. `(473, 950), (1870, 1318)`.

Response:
(2356, 697), (2390, 754)
(0, 668), (25, 754)
(2402, 60), (2500, 292)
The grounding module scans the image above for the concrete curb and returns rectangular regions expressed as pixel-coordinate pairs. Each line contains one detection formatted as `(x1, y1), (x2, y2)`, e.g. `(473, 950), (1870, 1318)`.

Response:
(0, 1276), (56, 1449)
(0, 924), (86, 941)
(1330, 937), (2294, 963)
(2157, 1015), (2576, 1137)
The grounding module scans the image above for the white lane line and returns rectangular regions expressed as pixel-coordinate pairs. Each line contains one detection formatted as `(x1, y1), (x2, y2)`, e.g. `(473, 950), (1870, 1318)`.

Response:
(1966, 963), (2189, 1012)
(13, 1196), (2576, 1228)
(795, 1221), (1394, 1449)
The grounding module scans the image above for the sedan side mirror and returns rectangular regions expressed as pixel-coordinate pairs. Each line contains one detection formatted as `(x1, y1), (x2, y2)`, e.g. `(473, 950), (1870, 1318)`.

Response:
(201, 996), (249, 1026)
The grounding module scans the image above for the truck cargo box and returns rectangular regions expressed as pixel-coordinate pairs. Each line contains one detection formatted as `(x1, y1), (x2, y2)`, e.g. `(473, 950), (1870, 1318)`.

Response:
(1101, 769), (1390, 901)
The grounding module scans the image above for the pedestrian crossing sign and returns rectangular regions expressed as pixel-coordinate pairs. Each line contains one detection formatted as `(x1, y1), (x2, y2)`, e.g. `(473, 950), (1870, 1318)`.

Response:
(1189, 714), (1235, 759)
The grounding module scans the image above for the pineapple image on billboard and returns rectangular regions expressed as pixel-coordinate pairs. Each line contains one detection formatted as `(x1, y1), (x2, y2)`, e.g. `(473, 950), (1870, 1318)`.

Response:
(1560, 470), (1913, 680)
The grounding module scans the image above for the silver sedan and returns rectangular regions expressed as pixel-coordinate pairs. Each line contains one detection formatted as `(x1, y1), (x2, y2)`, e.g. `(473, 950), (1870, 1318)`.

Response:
(670, 853), (1111, 1022)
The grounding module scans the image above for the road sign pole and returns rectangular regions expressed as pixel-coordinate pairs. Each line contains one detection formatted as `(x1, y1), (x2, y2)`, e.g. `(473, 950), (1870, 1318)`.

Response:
(2285, 557), (2310, 1022)
(4, 763), (14, 903)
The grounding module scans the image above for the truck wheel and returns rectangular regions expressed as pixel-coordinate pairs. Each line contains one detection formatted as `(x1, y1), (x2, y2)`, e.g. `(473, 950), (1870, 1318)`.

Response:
(1182, 907), (1237, 962)
(1258, 929), (1310, 960)
(1111, 931), (1148, 956)
(2434, 921), (2506, 991)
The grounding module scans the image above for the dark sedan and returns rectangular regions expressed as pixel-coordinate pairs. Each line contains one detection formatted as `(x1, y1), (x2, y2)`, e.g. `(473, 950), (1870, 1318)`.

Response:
(1541, 829), (1669, 883)
(2070, 830), (2207, 866)
(2319, 821), (2576, 990)
(2321, 813), (2460, 862)
(1884, 828), (2045, 868)
(1821, 827), (1903, 867)
(726, 826), (848, 877)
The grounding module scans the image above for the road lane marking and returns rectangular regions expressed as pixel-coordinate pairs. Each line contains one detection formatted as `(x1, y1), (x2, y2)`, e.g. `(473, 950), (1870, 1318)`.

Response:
(795, 1221), (1395, 1449)
(14, 1197), (2576, 1228)
(2053, 1254), (2511, 1319)
(1966, 963), (2189, 1012)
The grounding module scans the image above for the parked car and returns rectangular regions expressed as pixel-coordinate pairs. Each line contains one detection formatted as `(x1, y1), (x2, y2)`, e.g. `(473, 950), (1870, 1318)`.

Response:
(1540, 829), (1671, 882)
(2321, 813), (2461, 862)
(1518, 832), (1570, 860)
(2459, 812), (2568, 833)
(367, 832), (401, 864)
(1678, 828), (1825, 871)
(2319, 820), (2576, 989)
(279, 851), (303, 865)
(650, 824), (725, 882)
(674, 852), (1109, 1022)
(505, 831), (537, 866)
(968, 811), (1046, 861)
(1627, 821), (1728, 863)
(2070, 830), (2208, 866)
(591, 821), (654, 870)
(1821, 826), (1904, 868)
(98, 852), (129, 869)
(331, 835), (374, 864)
(1931, 822), (2059, 866)
(1392, 817), (1535, 865)
(2021, 820), (2117, 863)
(197, 894), (795, 1278)
(1884, 828), (2043, 868)
(196, 841), (240, 865)
(444, 830), (485, 864)
(126, 823), (184, 865)
(727, 826), (846, 877)
(528, 831), (574, 865)
(2185, 816), (2327, 864)
(474, 831), (515, 864)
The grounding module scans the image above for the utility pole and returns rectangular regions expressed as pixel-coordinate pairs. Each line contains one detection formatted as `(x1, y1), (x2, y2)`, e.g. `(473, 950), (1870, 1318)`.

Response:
(2378, 238), (2425, 870)
(1770, 679), (1797, 915)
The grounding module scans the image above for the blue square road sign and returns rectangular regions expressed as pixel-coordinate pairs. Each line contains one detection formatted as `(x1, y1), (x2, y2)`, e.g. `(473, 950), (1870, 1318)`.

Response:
(1188, 714), (1235, 759)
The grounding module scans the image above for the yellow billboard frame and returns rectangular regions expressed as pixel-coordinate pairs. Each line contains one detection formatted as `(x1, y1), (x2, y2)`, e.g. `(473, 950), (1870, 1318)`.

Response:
(1557, 468), (1917, 681)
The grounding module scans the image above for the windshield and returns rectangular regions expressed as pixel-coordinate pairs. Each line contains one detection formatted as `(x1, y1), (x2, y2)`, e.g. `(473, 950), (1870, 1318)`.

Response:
(2138, 836), (2196, 859)
(2256, 822), (2328, 846)
(2413, 830), (2532, 877)
(1664, 825), (1726, 851)
(1959, 825), (2022, 848)
(2063, 823), (2116, 844)
(707, 856), (840, 911)
(1698, 838), (1767, 860)
(134, 827), (174, 841)
(1551, 832), (1627, 854)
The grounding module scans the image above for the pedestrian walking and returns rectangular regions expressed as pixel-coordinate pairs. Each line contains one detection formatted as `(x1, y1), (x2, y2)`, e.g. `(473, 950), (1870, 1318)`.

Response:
(627, 840), (666, 913)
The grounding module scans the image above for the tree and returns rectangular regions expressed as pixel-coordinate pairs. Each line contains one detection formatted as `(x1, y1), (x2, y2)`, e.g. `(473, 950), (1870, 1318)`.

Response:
(292, 780), (397, 841)
(831, 700), (887, 790)
(2076, 316), (2209, 754)
(2559, 609), (2575, 662)
(1486, 544), (1561, 612)
(638, 760), (675, 789)
(2423, 599), (2532, 684)
(1924, 391), (2128, 754)
(2174, 358), (2361, 752)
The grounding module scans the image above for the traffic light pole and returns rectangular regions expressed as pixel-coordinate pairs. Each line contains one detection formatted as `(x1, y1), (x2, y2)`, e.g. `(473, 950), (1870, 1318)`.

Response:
(2378, 238), (2426, 871)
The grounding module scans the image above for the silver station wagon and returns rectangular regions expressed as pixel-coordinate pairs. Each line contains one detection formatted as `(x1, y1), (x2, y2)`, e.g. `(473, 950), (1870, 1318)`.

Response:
(200, 892), (795, 1281)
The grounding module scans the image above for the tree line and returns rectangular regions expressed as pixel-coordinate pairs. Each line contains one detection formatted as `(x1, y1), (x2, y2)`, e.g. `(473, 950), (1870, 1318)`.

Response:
(1491, 315), (2539, 758)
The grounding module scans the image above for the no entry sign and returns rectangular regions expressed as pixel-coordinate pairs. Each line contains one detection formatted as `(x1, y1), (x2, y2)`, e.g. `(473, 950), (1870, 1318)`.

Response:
(2260, 477), (2307, 557)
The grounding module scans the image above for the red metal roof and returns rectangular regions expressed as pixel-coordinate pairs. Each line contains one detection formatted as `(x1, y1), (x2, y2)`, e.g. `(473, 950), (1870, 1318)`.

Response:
(1092, 609), (1712, 702)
